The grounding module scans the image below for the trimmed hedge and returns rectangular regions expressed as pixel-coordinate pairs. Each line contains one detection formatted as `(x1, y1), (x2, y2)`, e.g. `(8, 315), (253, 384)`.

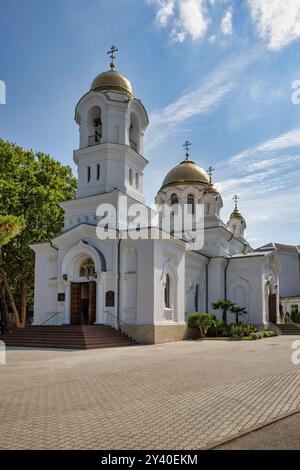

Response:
(250, 330), (277, 340)
(291, 310), (300, 324)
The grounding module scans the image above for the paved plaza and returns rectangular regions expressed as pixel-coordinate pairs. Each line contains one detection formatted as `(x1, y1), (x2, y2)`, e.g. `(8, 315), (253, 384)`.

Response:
(0, 336), (300, 449)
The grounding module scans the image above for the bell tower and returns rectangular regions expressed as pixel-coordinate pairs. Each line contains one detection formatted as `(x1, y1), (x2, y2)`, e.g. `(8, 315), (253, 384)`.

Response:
(227, 195), (247, 238)
(73, 46), (149, 203)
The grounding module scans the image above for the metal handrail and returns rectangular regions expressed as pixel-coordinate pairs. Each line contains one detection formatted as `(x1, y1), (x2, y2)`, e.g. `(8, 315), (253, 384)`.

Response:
(104, 310), (136, 333)
(40, 312), (60, 326)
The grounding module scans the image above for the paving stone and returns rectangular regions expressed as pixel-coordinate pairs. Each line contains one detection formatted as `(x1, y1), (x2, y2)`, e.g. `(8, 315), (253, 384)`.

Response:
(0, 337), (299, 449)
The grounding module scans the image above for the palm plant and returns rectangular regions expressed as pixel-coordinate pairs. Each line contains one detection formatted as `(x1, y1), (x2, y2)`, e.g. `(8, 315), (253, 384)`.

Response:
(231, 305), (247, 324)
(212, 299), (234, 325)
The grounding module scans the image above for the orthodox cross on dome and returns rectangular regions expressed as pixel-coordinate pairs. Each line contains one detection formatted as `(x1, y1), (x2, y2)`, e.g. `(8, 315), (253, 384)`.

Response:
(207, 166), (215, 184)
(183, 140), (191, 160)
(233, 194), (239, 210)
(107, 45), (118, 71)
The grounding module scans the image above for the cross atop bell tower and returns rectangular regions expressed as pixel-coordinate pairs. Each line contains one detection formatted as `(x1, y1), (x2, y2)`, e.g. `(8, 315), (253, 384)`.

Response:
(107, 45), (118, 71)
(183, 141), (191, 160)
(233, 194), (239, 210)
(207, 166), (215, 184)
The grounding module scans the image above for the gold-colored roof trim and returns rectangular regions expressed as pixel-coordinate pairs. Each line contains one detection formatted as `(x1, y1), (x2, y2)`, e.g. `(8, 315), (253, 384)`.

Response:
(161, 179), (210, 190)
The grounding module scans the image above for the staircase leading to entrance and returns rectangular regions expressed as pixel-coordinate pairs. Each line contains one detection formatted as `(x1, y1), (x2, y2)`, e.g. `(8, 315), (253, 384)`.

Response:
(1, 325), (135, 349)
(277, 324), (300, 335)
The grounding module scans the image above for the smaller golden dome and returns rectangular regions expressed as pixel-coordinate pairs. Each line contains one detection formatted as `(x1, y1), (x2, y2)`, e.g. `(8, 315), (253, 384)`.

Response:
(161, 159), (210, 189)
(230, 209), (245, 220)
(203, 182), (219, 195)
(91, 70), (133, 98)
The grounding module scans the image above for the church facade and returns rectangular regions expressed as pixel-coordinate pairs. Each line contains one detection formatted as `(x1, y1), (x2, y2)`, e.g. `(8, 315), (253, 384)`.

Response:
(30, 50), (282, 344)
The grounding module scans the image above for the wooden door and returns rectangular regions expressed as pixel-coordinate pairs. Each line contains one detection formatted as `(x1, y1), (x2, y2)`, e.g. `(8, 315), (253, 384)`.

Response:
(71, 283), (81, 325)
(268, 294), (277, 324)
(88, 281), (96, 325)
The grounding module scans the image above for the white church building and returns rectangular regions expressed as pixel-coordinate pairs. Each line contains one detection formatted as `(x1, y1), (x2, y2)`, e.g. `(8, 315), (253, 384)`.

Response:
(31, 49), (282, 344)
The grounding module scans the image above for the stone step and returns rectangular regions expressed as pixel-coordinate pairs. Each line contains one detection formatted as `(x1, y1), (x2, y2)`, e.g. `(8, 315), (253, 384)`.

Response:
(0, 325), (135, 349)
(277, 324), (300, 335)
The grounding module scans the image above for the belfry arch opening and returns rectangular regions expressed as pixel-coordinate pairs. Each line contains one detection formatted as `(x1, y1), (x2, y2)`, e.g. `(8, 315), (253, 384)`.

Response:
(129, 112), (139, 153)
(88, 105), (102, 146)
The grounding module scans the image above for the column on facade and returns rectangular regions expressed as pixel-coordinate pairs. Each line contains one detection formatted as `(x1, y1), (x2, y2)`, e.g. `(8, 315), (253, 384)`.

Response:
(63, 281), (71, 324)
(95, 276), (104, 324)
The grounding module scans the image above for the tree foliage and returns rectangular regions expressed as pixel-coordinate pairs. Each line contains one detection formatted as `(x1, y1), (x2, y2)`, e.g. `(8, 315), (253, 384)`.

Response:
(231, 305), (247, 324)
(0, 139), (77, 327)
(212, 299), (235, 325)
(0, 215), (25, 247)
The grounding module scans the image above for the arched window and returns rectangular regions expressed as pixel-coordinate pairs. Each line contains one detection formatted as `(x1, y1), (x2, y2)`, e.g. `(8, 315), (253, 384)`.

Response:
(194, 284), (199, 312)
(87, 106), (102, 146)
(171, 193), (178, 205)
(164, 274), (170, 308)
(129, 113), (139, 152)
(79, 258), (95, 278)
(97, 164), (100, 180)
(105, 290), (115, 307)
(129, 169), (133, 185)
(136, 173), (139, 189)
(187, 194), (195, 214)
(87, 166), (91, 183)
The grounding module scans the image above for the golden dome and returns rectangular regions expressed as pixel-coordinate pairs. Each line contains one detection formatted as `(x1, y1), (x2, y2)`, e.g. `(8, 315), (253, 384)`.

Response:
(91, 70), (133, 98)
(230, 209), (245, 220)
(203, 182), (219, 195)
(161, 159), (210, 189)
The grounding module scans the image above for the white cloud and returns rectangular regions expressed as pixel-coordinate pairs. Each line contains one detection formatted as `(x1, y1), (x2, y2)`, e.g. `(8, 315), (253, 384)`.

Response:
(220, 6), (233, 36)
(146, 52), (256, 150)
(230, 126), (300, 163)
(154, 0), (175, 25)
(215, 125), (300, 244)
(148, 0), (209, 42)
(248, 0), (300, 50)
(174, 0), (208, 41)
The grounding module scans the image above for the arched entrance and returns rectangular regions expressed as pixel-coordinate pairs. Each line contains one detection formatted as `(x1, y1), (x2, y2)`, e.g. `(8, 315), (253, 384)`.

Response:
(71, 279), (96, 325)
(70, 258), (96, 324)
(268, 292), (277, 324)
(61, 241), (107, 325)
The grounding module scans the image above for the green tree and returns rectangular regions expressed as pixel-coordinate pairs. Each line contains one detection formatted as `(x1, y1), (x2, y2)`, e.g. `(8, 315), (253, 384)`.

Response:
(0, 139), (77, 327)
(231, 305), (247, 324)
(0, 215), (25, 247)
(187, 313), (214, 338)
(212, 299), (235, 325)
(0, 215), (25, 329)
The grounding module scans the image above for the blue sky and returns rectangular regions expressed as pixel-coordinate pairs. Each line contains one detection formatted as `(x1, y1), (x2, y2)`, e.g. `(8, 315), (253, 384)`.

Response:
(1, 0), (300, 246)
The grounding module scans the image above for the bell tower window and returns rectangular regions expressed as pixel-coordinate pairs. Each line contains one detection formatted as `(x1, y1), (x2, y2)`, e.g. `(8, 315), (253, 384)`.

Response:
(171, 193), (178, 205)
(187, 194), (195, 214)
(129, 113), (139, 153)
(88, 106), (102, 146)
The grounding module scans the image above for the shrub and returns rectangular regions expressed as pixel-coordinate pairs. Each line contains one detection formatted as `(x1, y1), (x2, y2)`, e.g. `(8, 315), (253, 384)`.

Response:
(250, 332), (263, 340)
(207, 319), (226, 337)
(265, 325), (280, 336)
(187, 313), (214, 338)
(242, 323), (255, 337)
(291, 309), (300, 324)
(250, 330), (277, 340)
(229, 323), (244, 340)
(188, 314), (202, 330)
